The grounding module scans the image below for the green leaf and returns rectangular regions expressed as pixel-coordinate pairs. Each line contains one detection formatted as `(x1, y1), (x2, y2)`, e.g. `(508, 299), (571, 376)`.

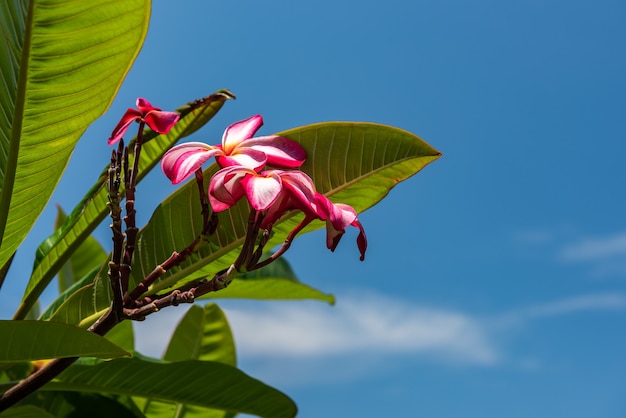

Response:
(201, 277), (335, 304)
(104, 319), (134, 354)
(202, 256), (335, 304)
(54, 205), (107, 293)
(48, 358), (297, 418)
(0, 321), (129, 362)
(163, 304), (236, 365)
(133, 122), (441, 294)
(38, 265), (100, 321)
(138, 304), (237, 418)
(0, 405), (56, 418)
(0, 254), (14, 291)
(0, 0), (150, 277)
(45, 270), (111, 326)
(15, 90), (235, 320)
(46, 122), (435, 326)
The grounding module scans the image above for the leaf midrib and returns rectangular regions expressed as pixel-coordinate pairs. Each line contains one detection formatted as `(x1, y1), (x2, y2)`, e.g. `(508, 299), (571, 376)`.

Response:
(0, 0), (32, 248)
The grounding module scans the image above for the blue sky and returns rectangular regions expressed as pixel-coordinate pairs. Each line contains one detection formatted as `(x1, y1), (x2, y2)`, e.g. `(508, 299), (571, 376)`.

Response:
(2, 0), (626, 417)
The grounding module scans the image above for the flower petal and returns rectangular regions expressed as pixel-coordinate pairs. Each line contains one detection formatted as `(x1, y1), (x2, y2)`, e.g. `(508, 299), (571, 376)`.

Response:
(161, 142), (222, 184)
(243, 172), (282, 210)
(353, 219), (368, 261)
(245, 136), (307, 168)
(215, 147), (267, 170)
(208, 166), (250, 211)
(108, 108), (141, 145)
(222, 115), (263, 154)
(271, 170), (317, 214)
(136, 97), (160, 113)
(315, 194), (366, 260)
(144, 110), (180, 134)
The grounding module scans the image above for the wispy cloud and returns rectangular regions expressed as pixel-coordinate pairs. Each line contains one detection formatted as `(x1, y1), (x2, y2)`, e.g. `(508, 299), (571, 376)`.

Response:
(133, 291), (626, 385)
(224, 295), (497, 365)
(497, 293), (626, 324)
(558, 232), (626, 262)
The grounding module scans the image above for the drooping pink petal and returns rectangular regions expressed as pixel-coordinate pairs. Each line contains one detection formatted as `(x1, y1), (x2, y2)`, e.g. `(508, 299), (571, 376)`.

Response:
(161, 142), (222, 184)
(244, 136), (306, 168)
(353, 219), (368, 261)
(215, 147), (267, 170)
(315, 193), (367, 260)
(208, 166), (250, 211)
(108, 108), (141, 145)
(144, 110), (180, 134)
(242, 172), (282, 210)
(222, 115), (263, 154)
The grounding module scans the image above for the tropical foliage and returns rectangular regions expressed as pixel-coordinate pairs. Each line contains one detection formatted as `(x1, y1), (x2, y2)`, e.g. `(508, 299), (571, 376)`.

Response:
(0, 0), (440, 416)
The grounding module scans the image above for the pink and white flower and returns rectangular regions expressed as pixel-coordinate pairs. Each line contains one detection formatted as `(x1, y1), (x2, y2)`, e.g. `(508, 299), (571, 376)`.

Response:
(208, 167), (317, 214)
(161, 115), (306, 184)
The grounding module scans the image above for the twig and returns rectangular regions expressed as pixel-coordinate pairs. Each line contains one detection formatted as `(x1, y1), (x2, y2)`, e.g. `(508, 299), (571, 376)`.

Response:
(107, 143), (125, 319)
(120, 122), (145, 295)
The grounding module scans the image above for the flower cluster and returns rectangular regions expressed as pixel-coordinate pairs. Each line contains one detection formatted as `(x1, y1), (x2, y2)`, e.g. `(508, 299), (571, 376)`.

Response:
(161, 115), (367, 260)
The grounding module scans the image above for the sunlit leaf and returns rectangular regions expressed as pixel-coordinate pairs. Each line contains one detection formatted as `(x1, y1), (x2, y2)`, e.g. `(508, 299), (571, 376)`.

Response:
(202, 256), (335, 304)
(46, 123), (438, 326)
(134, 122), (441, 294)
(54, 206), (107, 293)
(38, 266), (100, 321)
(103, 320), (134, 354)
(0, 0), (150, 278)
(0, 321), (129, 362)
(15, 90), (235, 320)
(163, 304), (235, 364)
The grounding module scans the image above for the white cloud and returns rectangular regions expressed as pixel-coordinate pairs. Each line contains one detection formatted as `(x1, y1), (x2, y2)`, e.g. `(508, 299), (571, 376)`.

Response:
(224, 296), (497, 366)
(559, 232), (626, 262)
(133, 291), (626, 384)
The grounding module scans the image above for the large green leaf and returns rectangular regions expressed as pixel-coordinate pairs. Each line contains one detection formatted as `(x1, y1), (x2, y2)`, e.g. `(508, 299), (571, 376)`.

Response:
(134, 122), (441, 294)
(14, 90), (235, 320)
(46, 358), (297, 418)
(0, 321), (128, 362)
(46, 122), (438, 325)
(54, 206), (107, 293)
(136, 304), (236, 418)
(0, 0), (150, 276)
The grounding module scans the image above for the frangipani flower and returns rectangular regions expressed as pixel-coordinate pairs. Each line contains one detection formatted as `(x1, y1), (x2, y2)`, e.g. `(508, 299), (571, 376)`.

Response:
(315, 193), (367, 261)
(208, 166), (317, 214)
(108, 98), (180, 146)
(161, 115), (306, 184)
